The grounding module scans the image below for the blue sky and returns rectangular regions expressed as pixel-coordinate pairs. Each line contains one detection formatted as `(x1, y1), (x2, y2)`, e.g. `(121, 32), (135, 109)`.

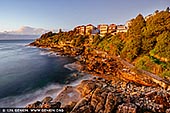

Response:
(0, 0), (169, 31)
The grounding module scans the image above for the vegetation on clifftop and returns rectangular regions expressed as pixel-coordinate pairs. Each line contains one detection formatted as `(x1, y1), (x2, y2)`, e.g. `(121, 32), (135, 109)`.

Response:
(31, 9), (170, 77)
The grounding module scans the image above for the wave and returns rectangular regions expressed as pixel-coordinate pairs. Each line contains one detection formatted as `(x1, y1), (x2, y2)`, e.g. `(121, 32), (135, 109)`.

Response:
(16, 43), (28, 46)
(39, 50), (62, 57)
(25, 45), (38, 49)
(39, 51), (52, 56)
(64, 62), (82, 71)
(0, 83), (63, 107)
(0, 73), (92, 108)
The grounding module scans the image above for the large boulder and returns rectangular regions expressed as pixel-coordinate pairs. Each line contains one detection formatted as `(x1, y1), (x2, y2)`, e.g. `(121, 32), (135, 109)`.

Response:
(41, 96), (53, 104)
(26, 101), (42, 108)
(76, 80), (96, 97)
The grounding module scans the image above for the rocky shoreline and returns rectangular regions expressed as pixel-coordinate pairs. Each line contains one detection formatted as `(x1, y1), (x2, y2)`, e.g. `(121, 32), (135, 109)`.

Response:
(26, 77), (170, 113)
(27, 41), (170, 113)
(29, 40), (170, 87)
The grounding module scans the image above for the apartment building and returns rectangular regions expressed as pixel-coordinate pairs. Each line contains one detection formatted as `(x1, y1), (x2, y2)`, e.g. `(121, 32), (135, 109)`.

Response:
(108, 24), (117, 34)
(116, 25), (127, 33)
(79, 26), (86, 35)
(75, 23), (128, 36)
(98, 24), (108, 36)
(86, 24), (95, 35)
(74, 25), (86, 35)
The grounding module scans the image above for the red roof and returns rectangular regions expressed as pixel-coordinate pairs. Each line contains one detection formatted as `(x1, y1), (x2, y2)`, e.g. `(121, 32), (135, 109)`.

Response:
(86, 24), (94, 26)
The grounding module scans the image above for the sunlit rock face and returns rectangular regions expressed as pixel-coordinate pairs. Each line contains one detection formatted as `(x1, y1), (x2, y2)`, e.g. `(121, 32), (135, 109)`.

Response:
(26, 77), (170, 113)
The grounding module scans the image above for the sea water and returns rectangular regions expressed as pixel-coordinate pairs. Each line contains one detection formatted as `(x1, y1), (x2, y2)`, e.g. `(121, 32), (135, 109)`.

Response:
(0, 39), (88, 107)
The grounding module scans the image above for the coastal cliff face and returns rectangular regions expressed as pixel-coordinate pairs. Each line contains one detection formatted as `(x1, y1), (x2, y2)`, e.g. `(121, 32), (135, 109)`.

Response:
(29, 36), (169, 88)
(28, 36), (170, 112)
(27, 32), (170, 113)
(27, 10), (170, 113)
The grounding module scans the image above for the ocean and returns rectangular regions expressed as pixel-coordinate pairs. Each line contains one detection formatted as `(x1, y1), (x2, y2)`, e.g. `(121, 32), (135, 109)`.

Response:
(0, 39), (90, 107)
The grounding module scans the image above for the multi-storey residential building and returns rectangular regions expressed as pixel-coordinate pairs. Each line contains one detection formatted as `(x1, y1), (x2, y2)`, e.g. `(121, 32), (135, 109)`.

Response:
(75, 23), (128, 36)
(116, 25), (127, 33)
(79, 25), (86, 35)
(98, 24), (108, 36)
(74, 26), (81, 33)
(86, 24), (95, 35)
(74, 25), (86, 35)
(108, 24), (117, 34)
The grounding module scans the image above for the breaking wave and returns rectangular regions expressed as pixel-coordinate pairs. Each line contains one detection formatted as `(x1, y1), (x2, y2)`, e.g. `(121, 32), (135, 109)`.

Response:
(64, 62), (81, 71)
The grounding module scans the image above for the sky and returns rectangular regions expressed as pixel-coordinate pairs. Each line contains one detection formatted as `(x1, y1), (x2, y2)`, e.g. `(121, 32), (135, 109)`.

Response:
(0, 0), (169, 31)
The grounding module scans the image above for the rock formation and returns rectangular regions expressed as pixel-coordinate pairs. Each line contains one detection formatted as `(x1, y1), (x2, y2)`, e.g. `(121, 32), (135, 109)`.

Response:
(27, 77), (170, 113)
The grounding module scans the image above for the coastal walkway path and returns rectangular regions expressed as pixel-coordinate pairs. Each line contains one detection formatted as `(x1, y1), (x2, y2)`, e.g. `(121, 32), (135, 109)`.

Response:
(94, 49), (170, 87)
(117, 56), (170, 85)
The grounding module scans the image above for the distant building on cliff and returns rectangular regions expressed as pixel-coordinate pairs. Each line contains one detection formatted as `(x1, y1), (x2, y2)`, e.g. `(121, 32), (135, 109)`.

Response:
(98, 24), (108, 36)
(74, 24), (99, 35)
(74, 23), (128, 36)
(116, 25), (127, 33)
(79, 26), (86, 35)
(74, 25), (86, 35)
(74, 26), (81, 34)
(86, 24), (96, 35)
(108, 24), (117, 34)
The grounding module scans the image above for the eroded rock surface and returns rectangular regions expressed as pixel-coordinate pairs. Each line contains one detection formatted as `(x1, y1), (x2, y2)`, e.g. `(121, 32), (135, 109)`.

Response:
(26, 77), (170, 113)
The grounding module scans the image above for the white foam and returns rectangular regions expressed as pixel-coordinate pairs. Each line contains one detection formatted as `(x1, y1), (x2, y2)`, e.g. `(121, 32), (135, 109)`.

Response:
(0, 83), (63, 107)
(39, 51), (52, 56)
(16, 43), (27, 46)
(0, 73), (92, 107)
(39, 50), (62, 58)
(64, 62), (81, 71)
(25, 45), (37, 49)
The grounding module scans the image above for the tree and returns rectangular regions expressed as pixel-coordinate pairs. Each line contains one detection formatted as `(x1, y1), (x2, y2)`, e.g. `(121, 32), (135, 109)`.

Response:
(121, 35), (142, 61)
(141, 36), (156, 54)
(154, 31), (170, 59)
(127, 14), (146, 37)
(155, 10), (159, 14)
(143, 11), (170, 37)
(166, 7), (170, 12)
(121, 14), (145, 61)
(59, 29), (62, 33)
